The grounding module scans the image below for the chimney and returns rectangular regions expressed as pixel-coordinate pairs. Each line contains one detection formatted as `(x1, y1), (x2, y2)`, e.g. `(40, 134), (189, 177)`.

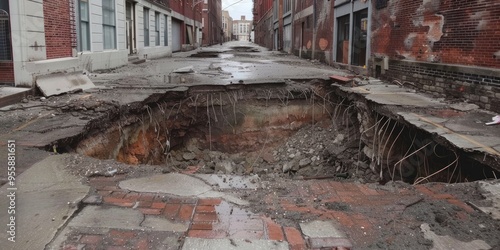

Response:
(241, 15), (245, 20)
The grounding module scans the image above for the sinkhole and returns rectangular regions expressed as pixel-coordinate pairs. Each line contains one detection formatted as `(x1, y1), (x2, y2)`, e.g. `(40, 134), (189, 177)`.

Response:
(61, 80), (499, 184)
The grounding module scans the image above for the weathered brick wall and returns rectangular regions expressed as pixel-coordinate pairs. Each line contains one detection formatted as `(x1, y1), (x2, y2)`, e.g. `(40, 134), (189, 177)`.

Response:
(253, 0), (273, 49)
(43, 0), (73, 59)
(254, 11), (273, 49)
(0, 62), (14, 84)
(292, 1), (314, 58)
(371, 0), (500, 112)
(292, 1), (334, 63)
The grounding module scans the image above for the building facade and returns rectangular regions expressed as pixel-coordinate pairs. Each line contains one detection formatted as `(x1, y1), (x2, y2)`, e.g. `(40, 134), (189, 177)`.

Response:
(252, 0), (273, 49)
(222, 10), (233, 42)
(370, 0), (500, 112)
(253, 0), (500, 112)
(233, 15), (252, 41)
(202, 0), (222, 46)
(0, 0), (203, 86)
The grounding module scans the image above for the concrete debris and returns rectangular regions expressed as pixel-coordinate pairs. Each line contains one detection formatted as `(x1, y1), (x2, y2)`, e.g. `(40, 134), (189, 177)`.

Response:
(420, 223), (491, 250)
(477, 181), (500, 219)
(36, 72), (96, 97)
(173, 66), (195, 74)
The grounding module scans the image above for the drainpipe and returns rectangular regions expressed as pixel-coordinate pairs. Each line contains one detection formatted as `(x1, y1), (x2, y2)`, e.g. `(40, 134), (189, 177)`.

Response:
(348, 0), (354, 65)
(312, 0), (316, 60)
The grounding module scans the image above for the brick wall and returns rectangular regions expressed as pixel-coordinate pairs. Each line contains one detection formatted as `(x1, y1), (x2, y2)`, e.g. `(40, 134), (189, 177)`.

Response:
(371, 0), (500, 112)
(253, 0), (273, 49)
(43, 0), (73, 59)
(0, 62), (14, 84)
(371, 0), (500, 68)
(292, 0), (334, 63)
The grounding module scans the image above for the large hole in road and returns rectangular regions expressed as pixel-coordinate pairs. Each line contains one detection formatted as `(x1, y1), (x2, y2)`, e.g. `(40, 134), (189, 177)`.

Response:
(64, 80), (499, 184)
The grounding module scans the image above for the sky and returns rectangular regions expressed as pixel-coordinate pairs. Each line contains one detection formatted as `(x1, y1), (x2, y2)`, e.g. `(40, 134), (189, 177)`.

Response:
(222, 0), (253, 21)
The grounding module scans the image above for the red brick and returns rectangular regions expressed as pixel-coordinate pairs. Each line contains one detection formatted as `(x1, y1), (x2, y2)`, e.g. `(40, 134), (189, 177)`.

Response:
(310, 182), (328, 195)
(447, 199), (475, 213)
(79, 235), (102, 245)
(432, 193), (455, 200)
(139, 193), (156, 201)
(284, 227), (306, 250)
(137, 201), (153, 208)
(103, 197), (135, 207)
(196, 205), (216, 213)
(187, 230), (227, 239)
(135, 237), (149, 250)
(106, 246), (128, 250)
(415, 185), (436, 196)
(342, 183), (361, 192)
(139, 208), (162, 215)
(179, 204), (196, 221)
(193, 212), (218, 222)
(124, 192), (141, 200)
(163, 204), (181, 218)
(357, 184), (380, 196)
(151, 202), (166, 209)
(198, 198), (222, 206)
(263, 217), (285, 241)
(328, 211), (355, 227)
(100, 186), (122, 192)
(109, 230), (136, 239)
(191, 222), (213, 230)
(110, 191), (128, 199)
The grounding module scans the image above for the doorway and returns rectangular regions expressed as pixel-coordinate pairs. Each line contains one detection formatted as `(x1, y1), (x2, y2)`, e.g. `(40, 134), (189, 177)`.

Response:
(336, 15), (349, 64)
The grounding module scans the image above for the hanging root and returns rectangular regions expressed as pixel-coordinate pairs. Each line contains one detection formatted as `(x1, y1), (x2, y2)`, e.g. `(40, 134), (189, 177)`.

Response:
(414, 151), (459, 185)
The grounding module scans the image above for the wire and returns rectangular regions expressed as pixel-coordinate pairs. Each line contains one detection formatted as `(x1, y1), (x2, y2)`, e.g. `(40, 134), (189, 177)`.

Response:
(223, 0), (248, 10)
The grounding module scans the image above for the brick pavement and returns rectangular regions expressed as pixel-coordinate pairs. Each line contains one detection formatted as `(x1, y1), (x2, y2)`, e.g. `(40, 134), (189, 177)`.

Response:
(60, 175), (477, 250)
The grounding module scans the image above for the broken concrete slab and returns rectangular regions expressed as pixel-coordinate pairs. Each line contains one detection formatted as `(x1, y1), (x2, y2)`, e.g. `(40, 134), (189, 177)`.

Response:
(477, 181), (500, 220)
(181, 238), (289, 250)
(36, 72), (95, 97)
(173, 66), (195, 74)
(0, 154), (89, 250)
(196, 174), (260, 189)
(119, 173), (250, 206)
(421, 223), (491, 250)
(141, 216), (189, 232)
(67, 206), (144, 230)
(119, 173), (212, 196)
(0, 87), (32, 108)
(300, 220), (346, 238)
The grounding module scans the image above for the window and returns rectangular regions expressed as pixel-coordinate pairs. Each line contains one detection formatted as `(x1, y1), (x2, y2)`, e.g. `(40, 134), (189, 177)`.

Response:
(79, 0), (90, 51)
(155, 12), (160, 46)
(0, 9), (12, 60)
(102, 0), (116, 50)
(283, 0), (291, 14)
(144, 8), (149, 46)
(164, 14), (168, 46)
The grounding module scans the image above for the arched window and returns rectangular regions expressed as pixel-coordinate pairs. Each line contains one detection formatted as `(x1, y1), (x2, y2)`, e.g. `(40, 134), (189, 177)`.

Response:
(0, 9), (12, 61)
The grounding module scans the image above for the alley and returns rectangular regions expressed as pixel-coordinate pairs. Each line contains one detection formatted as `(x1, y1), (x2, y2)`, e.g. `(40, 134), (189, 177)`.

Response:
(0, 41), (500, 250)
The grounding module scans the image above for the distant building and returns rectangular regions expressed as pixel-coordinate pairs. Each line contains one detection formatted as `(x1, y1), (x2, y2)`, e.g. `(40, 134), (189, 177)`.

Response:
(233, 15), (252, 41)
(222, 10), (233, 42)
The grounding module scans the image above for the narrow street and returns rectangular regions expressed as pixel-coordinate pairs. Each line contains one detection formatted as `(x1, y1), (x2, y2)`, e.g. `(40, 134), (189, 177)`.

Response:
(1, 41), (499, 250)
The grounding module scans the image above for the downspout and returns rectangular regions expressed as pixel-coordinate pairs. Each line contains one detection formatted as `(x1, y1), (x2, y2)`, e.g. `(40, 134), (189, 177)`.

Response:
(348, 0), (354, 65)
(312, 0), (316, 60)
(291, 0), (294, 55)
